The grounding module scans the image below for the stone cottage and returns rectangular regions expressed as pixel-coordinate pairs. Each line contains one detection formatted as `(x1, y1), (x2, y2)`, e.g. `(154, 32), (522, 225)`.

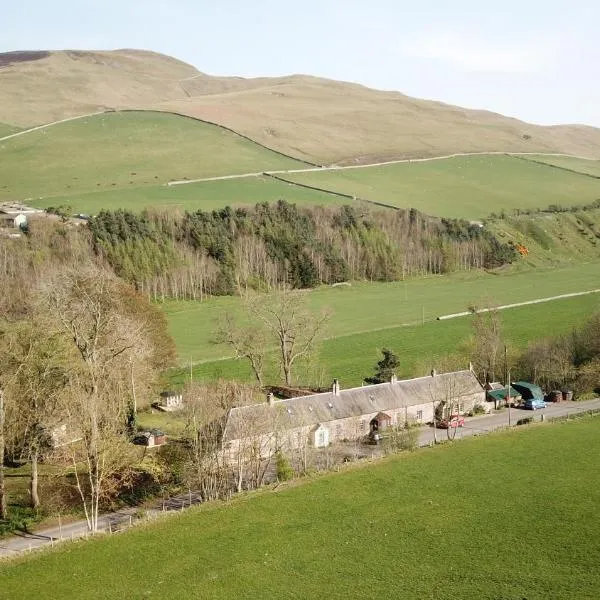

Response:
(221, 369), (486, 460)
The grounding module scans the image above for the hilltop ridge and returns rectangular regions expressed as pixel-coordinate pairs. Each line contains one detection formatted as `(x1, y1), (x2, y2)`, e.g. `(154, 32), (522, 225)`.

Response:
(1, 48), (600, 164)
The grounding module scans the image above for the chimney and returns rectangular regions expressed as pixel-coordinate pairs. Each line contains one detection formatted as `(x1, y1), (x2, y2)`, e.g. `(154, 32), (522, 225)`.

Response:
(267, 392), (275, 406)
(390, 373), (397, 384)
(468, 362), (474, 372)
(332, 378), (341, 396)
(431, 369), (437, 377)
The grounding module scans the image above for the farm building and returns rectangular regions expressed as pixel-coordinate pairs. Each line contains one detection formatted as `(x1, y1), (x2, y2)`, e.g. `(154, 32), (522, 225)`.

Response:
(221, 369), (487, 460)
(0, 202), (43, 229)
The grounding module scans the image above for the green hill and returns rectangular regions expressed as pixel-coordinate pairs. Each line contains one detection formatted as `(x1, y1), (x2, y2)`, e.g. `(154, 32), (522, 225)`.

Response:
(281, 155), (600, 219)
(0, 110), (308, 201)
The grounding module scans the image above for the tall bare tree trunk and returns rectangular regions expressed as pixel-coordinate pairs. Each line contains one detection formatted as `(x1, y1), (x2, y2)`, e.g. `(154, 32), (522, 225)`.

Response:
(0, 389), (6, 520)
(30, 449), (40, 509)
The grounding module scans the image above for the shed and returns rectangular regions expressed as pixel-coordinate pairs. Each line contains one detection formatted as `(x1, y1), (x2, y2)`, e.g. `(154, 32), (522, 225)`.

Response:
(512, 381), (544, 401)
(135, 429), (168, 447)
(159, 391), (184, 411)
(486, 387), (522, 409)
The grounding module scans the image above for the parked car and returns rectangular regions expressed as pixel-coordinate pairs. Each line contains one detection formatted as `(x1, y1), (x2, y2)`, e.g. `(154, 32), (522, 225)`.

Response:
(523, 398), (546, 410)
(436, 414), (465, 429)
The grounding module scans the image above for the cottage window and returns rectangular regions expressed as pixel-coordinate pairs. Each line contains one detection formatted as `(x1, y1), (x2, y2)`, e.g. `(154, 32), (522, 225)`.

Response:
(359, 420), (366, 432)
(416, 410), (423, 421)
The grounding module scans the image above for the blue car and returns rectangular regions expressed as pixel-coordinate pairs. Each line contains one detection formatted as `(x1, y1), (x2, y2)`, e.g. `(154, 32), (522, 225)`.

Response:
(523, 398), (546, 410)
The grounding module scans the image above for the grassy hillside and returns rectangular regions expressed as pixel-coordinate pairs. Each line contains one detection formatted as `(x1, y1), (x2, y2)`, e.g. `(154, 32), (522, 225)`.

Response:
(2, 50), (600, 164)
(4, 418), (600, 599)
(520, 154), (600, 177)
(0, 122), (20, 138)
(281, 155), (600, 219)
(0, 111), (307, 201)
(28, 175), (349, 214)
(163, 261), (600, 365)
(179, 292), (600, 388)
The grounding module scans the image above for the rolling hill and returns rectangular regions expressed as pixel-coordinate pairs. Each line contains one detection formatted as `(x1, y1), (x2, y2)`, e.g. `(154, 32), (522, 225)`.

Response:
(0, 110), (308, 201)
(2, 49), (600, 164)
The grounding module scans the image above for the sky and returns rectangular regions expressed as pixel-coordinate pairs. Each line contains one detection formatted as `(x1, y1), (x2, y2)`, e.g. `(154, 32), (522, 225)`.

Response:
(3, 0), (599, 127)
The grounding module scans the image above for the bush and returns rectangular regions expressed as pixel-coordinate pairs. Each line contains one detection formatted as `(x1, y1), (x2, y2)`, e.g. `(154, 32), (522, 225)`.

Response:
(517, 417), (533, 426)
(276, 451), (294, 482)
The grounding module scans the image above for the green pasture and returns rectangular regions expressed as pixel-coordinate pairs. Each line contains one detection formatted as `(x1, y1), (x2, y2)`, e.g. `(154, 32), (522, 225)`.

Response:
(163, 262), (600, 365)
(521, 154), (600, 178)
(28, 175), (349, 215)
(0, 111), (307, 201)
(4, 418), (600, 599)
(283, 155), (600, 219)
(169, 291), (600, 390)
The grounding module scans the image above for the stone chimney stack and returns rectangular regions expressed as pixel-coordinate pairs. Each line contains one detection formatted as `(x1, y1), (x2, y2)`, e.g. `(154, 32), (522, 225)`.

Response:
(267, 392), (275, 406)
(431, 369), (437, 377)
(390, 373), (398, 384)
(332, 378), (341, 396)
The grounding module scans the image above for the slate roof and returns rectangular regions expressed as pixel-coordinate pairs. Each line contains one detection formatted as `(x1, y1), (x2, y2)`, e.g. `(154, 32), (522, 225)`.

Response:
(223, 370), (484, 442)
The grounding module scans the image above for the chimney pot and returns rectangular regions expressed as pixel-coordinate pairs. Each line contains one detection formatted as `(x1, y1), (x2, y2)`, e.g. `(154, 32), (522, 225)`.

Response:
(332, 379), (340, 396)
(390, 374), (398, 384)
(267, 392), (275, 406)
(431, 369), (437, 377)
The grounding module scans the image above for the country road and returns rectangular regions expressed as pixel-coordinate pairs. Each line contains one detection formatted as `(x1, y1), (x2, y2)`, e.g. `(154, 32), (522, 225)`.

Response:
(1, 398), (599, 559)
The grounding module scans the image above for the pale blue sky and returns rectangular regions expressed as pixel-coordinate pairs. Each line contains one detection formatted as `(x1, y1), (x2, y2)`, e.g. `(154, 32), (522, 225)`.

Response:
(3, 1), (599, 126)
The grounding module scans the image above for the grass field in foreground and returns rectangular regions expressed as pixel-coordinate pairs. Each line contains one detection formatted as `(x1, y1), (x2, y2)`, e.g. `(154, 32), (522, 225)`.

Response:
(283, 155), (600, 219)
(170, 291), (600, 389)
(522, 155), (600, 177)
(0, 111), (307, 201)
(3, 418), (600, 599)
(28, 175), (350, 214)
(163, 262), (600, 364)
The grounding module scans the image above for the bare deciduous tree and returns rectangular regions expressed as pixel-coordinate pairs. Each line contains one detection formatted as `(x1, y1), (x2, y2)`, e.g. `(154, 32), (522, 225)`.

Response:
(39, 266), (155, 532)
(470, 306), (504, 384)
(215, 314), (267, 387)
(247, 289), (330, 386)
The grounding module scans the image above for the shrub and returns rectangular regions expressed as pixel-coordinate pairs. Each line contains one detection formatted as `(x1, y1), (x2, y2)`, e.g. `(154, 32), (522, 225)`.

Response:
(276, 451), (294, 482)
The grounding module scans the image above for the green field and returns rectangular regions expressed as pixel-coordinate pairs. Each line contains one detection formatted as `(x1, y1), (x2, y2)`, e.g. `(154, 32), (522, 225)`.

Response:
(164, 262), (600, 365)
(522, 155), (600, 178)
(169, 291), (600, 389)
(283, 155), (600, 219)
(3, 418), (600, 599)
(28, 175), (350, 214)
(0, 111), (308, 201)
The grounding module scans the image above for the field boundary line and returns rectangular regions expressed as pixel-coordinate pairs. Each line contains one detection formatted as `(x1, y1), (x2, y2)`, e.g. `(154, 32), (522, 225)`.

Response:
(437, 289), (600, 320)
(165, 151), (600, 187)
(512, 154), (600, 180)
(0, 111), (107, 142)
